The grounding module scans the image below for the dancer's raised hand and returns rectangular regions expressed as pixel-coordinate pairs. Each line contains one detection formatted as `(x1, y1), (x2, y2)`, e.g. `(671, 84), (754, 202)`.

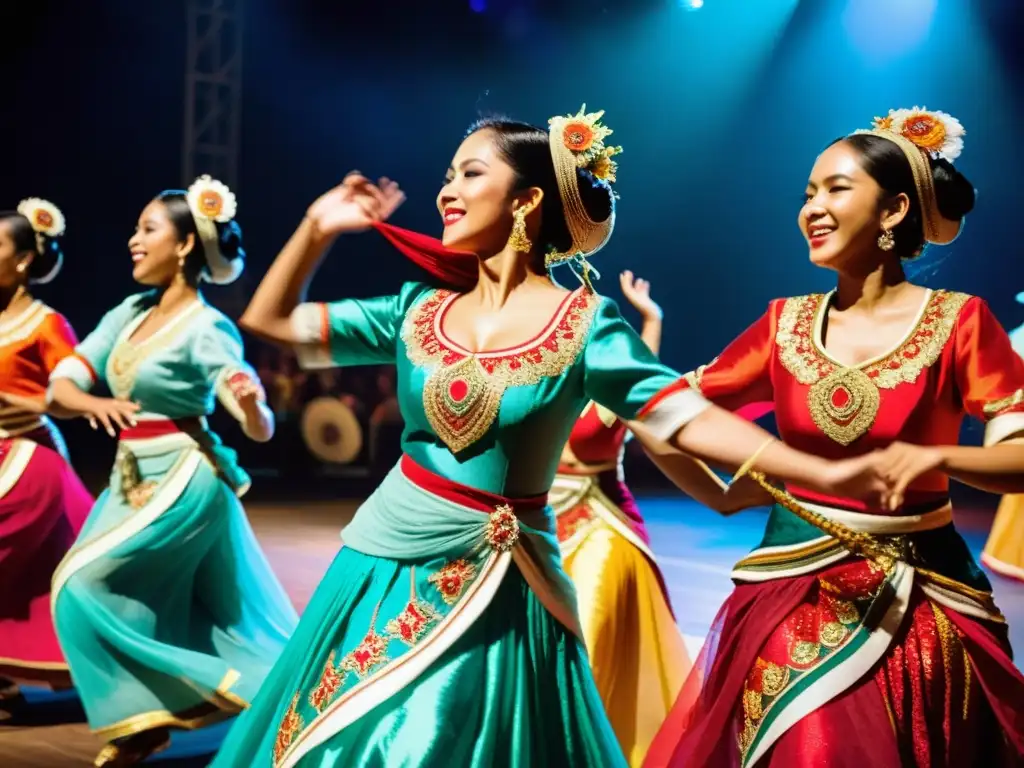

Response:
(619, 271), (662, 322)
(306, 173), (405, 238)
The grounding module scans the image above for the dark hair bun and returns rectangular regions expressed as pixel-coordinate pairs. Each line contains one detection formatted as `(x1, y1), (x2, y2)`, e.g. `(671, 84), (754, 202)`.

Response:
(575, 168), (614, 224)
(215, 219), (245, 263)
(930, 157), (975, 221)
(544, 169), (615, 254)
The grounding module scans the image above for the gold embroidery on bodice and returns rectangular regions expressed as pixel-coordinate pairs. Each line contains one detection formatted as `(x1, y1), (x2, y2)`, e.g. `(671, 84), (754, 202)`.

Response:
(776, 290), (969, 445)
(108, 302), (204, 399)
(402, 289), (597, 454)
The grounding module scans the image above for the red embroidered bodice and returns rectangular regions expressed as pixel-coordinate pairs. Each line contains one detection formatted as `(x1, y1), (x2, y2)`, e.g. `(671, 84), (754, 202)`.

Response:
(660, 290), (1024, 511)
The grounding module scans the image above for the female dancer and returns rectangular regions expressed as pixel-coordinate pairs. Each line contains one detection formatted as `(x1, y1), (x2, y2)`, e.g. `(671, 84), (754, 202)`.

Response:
(48, 176), (298, 767)
(212, 106), (896, 768)
(981, 298), (1024, 581)
(551, 269), (690, 767)
(0, 199), (93, 710)
(644, 107), (1024, 767)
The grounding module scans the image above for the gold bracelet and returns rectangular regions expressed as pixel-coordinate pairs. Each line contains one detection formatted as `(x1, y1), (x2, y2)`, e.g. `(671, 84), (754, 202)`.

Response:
(727, 437), (776, 490)
(695, 459), (730, 492)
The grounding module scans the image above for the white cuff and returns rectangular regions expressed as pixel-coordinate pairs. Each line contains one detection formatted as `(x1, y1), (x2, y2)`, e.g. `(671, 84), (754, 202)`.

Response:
(290, 303), (326, 344)
(49, 356), (95, 392)
(215, 367), (249, 424)
(985, 412), (1024, 446)
(639, 388), (711, 442)
(290, 303), (334, 370)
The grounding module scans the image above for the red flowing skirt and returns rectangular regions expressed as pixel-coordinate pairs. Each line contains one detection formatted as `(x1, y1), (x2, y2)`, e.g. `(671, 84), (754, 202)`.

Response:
(0, 434), (92, 684)
(644, 558), (1024, 767)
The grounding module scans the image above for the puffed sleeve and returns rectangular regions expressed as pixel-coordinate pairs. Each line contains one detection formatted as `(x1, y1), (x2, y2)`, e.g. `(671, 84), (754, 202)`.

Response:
(288, 281), (431, 370)
(193, 311), (265, 424)
(582, 297), (710, 441)
(37, 312), (79, 373)
(49, 294), (147, 391)
(642, 303), (777, 425)
(954, 296), (1024, 446)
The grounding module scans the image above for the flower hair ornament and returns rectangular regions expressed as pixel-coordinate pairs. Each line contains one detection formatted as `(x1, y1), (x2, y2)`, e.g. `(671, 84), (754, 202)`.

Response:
(853, 106), (966, 246)
(16, 197), (66, 284)
(185, 174), (242, 284)
(546, 105), (623, 291)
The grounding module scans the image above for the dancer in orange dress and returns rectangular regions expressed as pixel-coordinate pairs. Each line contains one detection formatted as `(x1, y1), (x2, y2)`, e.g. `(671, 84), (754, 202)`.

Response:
(644, 107), (1024, 767)
(0, 199), (92, 714)
(551, 271), (690, 767)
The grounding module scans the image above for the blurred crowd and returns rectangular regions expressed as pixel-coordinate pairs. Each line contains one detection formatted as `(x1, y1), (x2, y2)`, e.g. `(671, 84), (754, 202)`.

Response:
(233, 343), (404, 478)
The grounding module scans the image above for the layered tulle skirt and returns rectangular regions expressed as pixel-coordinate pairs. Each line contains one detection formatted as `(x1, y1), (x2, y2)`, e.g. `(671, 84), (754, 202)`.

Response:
(645, 502), (1024, 768)
(51, 432), (297, 740)
(552, 470), (690, 767)
(0, 430), (91, 685)
(213, 456), (626, 768)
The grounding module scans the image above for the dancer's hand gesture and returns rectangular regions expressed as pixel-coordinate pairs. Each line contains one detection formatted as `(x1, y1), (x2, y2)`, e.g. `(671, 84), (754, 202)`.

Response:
(818, 452), (893, 507)
(306, 173), (405, 239)
(83, 396), (140, 437)
(619, 271), (662, 321)
(878, 441), (945, 511)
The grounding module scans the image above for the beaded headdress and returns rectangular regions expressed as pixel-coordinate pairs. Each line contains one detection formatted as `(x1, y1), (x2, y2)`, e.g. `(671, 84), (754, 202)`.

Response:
(853, 107), (966, 246)
(545, 105), (622, 289)
(185, 174), (242, 284)
(16, 197), (65, 284)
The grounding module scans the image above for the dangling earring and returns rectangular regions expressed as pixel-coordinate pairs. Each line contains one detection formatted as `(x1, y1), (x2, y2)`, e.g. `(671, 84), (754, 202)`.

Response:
(15, 263), (26, 274)
(178, 254), (186, 270)
(878, 229), (895, 251)
(507, 207), (532, 253)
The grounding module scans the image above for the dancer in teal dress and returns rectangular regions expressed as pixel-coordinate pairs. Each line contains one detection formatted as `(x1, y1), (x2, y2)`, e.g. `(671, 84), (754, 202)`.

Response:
(48, 176), (298, 767)
(213, 107), (893, 767)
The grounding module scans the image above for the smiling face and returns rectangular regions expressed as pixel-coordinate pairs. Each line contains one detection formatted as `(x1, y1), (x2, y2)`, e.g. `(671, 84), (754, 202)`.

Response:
(128, 200), (195, 286)
(436, 128), (521, 254)
(799, 140), (907, 272)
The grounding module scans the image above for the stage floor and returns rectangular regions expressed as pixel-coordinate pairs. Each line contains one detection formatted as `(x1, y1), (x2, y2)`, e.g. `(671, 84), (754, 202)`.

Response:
(3, 496), (1021, 766)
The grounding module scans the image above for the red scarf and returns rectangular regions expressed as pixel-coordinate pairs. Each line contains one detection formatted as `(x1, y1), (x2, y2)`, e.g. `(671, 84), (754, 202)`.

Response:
(372, 222), (478, 290)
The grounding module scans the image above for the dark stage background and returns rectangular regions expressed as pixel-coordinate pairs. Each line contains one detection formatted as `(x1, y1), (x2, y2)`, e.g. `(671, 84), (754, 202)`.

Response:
(1, 0), (1022, 500)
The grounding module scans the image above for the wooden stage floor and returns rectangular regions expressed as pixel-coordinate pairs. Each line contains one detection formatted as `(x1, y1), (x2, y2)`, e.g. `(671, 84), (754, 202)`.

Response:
(2, 496), (1021, 766)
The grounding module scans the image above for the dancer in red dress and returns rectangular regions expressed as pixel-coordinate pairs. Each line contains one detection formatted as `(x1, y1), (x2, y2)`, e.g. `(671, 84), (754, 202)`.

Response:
(0, 199), (92, 713)
(644, 107), (1024, 767)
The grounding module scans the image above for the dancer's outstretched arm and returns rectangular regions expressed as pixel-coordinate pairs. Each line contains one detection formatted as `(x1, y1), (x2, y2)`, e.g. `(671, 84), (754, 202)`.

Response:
(241, 175), (405, 345)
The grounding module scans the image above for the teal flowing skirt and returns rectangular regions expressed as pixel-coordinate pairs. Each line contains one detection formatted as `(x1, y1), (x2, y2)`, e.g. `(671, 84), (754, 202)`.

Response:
(212, 546), (626, 767)
(52, 446), (297, 740)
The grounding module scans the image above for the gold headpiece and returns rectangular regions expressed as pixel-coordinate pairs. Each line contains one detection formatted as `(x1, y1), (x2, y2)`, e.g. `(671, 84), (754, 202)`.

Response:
(545, 105), (622, 290)
(853, 107), (966, 246)
(185, 174), (242, 284)
(16, 197), (65, 284)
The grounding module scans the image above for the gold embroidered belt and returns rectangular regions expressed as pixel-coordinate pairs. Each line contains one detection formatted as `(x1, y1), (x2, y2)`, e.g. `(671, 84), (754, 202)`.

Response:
(745, 473), (1003, 621)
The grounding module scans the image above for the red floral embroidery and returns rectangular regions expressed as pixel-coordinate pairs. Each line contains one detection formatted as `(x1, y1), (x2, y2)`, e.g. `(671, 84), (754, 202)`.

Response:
(484, 504), (519, 552)
(407, 291), (464, 366)
(273, 694), (304, 765)
(404, 289), (596, 454)
(308, 651), (345, 713)
(339, 630), (390, 678)
(476, 290), (592, 375)
(427, 559), (477, 605)
(385, 600), (440, 646)
(556, 505), (595, 542)
(226, 370), (266, 401)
